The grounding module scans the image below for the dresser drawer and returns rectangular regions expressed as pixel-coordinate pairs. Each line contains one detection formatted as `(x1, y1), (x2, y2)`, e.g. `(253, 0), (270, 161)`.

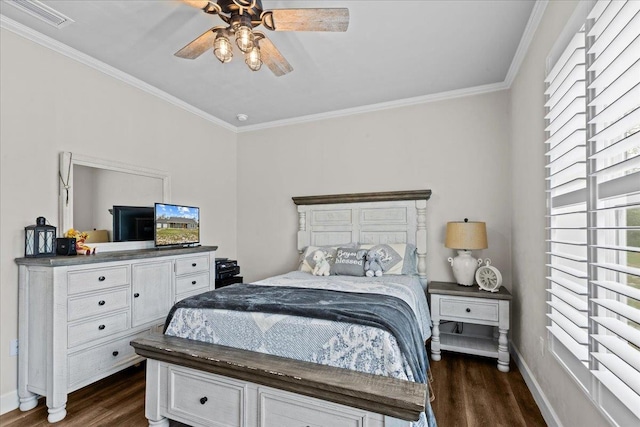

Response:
(68, 311), (129, 348)
(175, 272), (209, 295)
(167, 367), (245, 427)
(68, 333), (141, 388)
(68, 288), (129, 321)
(261, 389), (364, 427)
(68, 266), (129, 295)
(175, 256), (209, 276)
(439, 298), (499, 323)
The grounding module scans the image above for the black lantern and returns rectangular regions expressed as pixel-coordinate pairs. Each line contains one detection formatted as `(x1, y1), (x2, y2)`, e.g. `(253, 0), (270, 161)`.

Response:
(25, 217), (56, 257)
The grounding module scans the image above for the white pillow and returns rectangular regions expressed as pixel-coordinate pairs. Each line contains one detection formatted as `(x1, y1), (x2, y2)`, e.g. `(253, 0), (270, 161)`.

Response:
(358, 243), (418, 275)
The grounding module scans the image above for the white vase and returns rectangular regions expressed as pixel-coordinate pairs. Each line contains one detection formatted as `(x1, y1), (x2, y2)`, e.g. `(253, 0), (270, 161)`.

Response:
(448, 250), (481, 286)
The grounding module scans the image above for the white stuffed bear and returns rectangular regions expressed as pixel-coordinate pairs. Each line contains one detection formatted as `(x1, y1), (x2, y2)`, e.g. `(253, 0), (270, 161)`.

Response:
(312, 250), (331, 276)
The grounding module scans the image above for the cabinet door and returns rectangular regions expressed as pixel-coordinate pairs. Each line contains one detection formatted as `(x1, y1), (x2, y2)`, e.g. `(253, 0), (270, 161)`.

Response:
(132, 261), (172, 327)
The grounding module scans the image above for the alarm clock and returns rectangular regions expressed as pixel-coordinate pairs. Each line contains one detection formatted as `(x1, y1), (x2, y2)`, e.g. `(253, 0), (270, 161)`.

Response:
(475, 259), (502, 292)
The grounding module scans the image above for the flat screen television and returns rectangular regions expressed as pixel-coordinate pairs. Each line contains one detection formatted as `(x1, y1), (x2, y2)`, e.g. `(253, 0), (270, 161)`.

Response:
(112, 206), (155, 242)
(154, 203), (200, 247)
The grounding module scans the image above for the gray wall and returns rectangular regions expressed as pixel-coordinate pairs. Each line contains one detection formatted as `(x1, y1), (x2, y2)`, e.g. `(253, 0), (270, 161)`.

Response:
(0, 28), (238, 403)
(236, 91), (511, 287)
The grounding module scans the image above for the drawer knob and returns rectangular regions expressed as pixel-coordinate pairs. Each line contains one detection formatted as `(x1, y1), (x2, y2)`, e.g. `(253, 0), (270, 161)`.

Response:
(192, 263), (197, 267)
(98, 324), (106, 330)
(134, 293), (140, 298)
(98, 300), (106, 306)
(466, 308), (471, 313)
(192, 280), (197, 285)
(98, 276), (106, 282)
(112, 351), (119, 357)
(199, 396), (208, 405)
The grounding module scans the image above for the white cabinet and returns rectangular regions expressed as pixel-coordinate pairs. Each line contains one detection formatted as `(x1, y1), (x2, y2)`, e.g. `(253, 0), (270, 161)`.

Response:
(15, 246), (216, 423)
(132, 261), (172, 327)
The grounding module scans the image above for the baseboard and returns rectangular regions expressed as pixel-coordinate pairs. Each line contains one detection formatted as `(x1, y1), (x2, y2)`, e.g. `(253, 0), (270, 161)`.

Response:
(0, 389), (19, 415)
(511, 343), (562, 427)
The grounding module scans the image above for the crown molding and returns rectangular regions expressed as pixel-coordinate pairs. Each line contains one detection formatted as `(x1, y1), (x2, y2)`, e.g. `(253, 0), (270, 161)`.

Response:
(504, 0), (549, 87)
(0, 15), (238, 133)
(237, 81), (509, 132)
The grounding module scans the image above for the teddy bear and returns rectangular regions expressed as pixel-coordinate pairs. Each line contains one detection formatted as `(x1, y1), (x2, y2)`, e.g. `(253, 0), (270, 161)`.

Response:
(364, 250), (384, 277)
(312, 250), (331, 276)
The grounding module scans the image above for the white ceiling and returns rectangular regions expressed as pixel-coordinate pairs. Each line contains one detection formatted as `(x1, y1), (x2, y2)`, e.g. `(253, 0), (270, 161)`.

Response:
(0, 0), (537, 130)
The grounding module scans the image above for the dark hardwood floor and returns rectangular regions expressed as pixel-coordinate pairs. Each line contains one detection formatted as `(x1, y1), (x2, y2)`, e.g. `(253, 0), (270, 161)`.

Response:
(1, 353), (546, 427)
(430, 352), (546, 427)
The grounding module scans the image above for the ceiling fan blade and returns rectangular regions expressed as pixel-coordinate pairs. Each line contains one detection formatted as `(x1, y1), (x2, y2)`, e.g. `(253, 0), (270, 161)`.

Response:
(268, 8), (349, 32)
(181, 0), (210, 9)
(258, 36), (293, 77)
(175, 28), (217, 59)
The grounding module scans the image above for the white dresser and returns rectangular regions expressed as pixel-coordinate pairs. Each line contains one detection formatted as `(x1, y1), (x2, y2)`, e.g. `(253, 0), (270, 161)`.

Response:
(15, 245), (217, 423)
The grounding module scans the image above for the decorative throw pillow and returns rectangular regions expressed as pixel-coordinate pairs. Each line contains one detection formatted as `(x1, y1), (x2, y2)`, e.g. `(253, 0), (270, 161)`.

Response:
(298, 243), (357, 273)
(331, 247), (367, 276)
(358, 243), (418, 275)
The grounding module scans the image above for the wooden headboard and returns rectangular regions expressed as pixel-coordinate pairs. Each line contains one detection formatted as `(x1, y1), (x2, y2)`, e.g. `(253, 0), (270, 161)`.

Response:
(292, 190), (432, 286)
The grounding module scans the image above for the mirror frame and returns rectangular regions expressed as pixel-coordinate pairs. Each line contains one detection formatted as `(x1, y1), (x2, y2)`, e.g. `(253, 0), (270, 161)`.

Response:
(59, 152), (171, 251)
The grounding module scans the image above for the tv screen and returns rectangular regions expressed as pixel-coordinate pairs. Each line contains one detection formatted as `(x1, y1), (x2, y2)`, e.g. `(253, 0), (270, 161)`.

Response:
(112, 206), (154, 242)
(154, 203), (200, 247)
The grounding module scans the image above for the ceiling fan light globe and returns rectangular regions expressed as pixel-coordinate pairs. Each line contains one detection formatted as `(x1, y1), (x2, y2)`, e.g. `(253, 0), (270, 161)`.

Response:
(213, 33), (233, 63)
(245, 46), (262, 71)
(235, 25), (254, 53)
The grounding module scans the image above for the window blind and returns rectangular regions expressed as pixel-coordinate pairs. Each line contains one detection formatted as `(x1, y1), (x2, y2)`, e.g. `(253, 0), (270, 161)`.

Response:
(545, 29), (589, 364)
(586, 0), (640, 416)
(545, 0), (640, 422)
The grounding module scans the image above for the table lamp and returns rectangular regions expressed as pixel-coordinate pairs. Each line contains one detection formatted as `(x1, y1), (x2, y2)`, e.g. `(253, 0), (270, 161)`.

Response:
(445, 219), (487, 286)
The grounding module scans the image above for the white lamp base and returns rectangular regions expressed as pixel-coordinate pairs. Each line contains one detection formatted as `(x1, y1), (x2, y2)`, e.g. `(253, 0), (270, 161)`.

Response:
(448, 250), (481, 286)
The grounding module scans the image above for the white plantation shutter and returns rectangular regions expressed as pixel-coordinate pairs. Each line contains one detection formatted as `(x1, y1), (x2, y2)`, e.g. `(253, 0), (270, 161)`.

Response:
(546, 0), (640, 423)
(545, 30), (589, 364)
(586, 0), (640, 418)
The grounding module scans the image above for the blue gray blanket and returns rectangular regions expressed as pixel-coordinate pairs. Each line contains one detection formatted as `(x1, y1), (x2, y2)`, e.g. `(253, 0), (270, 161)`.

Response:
(164, 283), (429, 384)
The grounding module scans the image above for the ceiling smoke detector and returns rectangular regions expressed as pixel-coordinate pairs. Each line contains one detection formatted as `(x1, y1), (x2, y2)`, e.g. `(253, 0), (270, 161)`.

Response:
(236, 114), (248, 122)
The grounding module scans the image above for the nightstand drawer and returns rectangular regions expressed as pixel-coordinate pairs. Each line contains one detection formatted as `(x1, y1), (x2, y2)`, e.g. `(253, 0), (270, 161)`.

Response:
(439, 298), (499, 322)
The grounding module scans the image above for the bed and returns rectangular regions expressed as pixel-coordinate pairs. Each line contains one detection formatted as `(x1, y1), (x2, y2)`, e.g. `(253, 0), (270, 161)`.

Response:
(132, 189), (434, 427)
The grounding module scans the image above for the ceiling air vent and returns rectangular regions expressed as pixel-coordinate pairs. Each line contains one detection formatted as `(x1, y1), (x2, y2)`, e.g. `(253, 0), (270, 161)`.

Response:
(7, 0), (74, 28)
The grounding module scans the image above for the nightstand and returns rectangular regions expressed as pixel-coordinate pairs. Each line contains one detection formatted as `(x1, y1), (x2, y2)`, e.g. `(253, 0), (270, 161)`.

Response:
(428, 281), (512, 372)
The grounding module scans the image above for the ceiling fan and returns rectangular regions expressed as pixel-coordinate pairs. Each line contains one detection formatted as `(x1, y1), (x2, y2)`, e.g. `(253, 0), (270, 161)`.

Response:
(176, 0), (349, 76)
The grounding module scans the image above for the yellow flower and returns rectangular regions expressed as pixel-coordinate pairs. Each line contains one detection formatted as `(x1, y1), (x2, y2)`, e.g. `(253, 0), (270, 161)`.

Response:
(65, 228), (89, 240)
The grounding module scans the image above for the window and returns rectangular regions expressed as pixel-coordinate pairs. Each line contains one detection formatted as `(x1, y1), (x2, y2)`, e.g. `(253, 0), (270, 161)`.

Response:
(545, 1), (640, 425)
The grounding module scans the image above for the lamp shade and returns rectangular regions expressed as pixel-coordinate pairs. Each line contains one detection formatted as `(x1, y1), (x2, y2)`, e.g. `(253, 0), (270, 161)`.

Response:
(445, 220), (487, 250)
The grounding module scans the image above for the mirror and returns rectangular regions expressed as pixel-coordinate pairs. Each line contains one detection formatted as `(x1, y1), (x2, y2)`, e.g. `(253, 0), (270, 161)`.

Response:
(59, 152), (170, 251)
